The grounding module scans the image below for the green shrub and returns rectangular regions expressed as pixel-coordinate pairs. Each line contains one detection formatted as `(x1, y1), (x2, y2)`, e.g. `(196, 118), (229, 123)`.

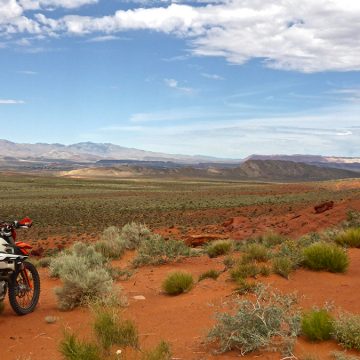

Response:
(133, 234), (191, 267)
(94, 308), (139, 350)
(60, 331), (101, 360)
(162, 271), (194, 295)
(230, 262), (260, 282)
(121, 222), (151, 250)
(336, 228), (360, 248)
(208, 285), (301, 355)
(198, 269), (221, 282)
(243, 243), (269, 262)
(301, 309), (334, 341)
(141, 341), (172, 360)
(272, 257), (294, 279)
(302, 243), (349, 273)
(206, 240), (232, 258)
(95, 226), (126, 259)
(333, 312), (360, 350)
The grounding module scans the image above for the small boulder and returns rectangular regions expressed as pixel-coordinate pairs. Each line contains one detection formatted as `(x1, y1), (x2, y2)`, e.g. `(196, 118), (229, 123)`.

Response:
(314, 201), (334, 214)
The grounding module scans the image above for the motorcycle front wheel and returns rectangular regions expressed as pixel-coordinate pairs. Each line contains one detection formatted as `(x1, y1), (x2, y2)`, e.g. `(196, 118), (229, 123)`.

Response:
(8, 261), (40, 315)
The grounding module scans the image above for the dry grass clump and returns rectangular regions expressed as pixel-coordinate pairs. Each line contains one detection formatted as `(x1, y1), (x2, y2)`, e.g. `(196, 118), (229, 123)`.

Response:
(95, 226), (126, 259)
(121, 222), (151, 250)
(93, 308), (139, 351)
(333, 312), (360, 351)
(60, 308), (171, 360)
(272, 257), (294, 279)
(301, 309), (334, 341)
(335, 228), (360, 248)
(257, 232), (287, 247)
(302, 242), (349, 273)
(38, 257), (52, 268)
(162, 271), (194, 295)
(230, 261), (260, 282)
(208, 285), (300, 355)
(60, 331), (101, 360)
(243, 243), (269, 262)
(133, 234), (191, 267)
(235, 279), (257, 295)
(141, 341), (172, 360)
(198, 269), (221, 282)
(206, 240), (233, 258)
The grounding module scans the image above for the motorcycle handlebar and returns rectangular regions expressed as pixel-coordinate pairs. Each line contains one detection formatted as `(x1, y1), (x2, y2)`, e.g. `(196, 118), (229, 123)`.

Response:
(0, 218), (33, 229)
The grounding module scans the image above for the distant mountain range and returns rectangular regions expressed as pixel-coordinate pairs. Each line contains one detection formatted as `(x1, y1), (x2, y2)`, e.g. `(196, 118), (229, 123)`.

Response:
(0, 139), (359, 180)
(61, 160), (359, 181)
(0, 139), (221, 164)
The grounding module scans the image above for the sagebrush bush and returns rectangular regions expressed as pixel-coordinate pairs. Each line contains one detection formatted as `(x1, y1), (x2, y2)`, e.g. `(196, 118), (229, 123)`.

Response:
(50, 242), (119, 310)
(55, 267), (114, 310)
(333, 312), (360, 350)
(50, 242), (106, 278)
(345, 210), (360, 228)
(301, 309), (334, 341)
(121, 222), (151, 250)
(198, 269), (221, 281)
(60, 331), (101, 360)
(162, 271), (194, 295)
(277, 239), (305, 268)
(208, 285), (301, 355)
(95, 226), (126, 259)
(133, 234), (191, 267)
(302, 243), (349, 273)
(141, 341), (172, 360)
(94, 308), (139, 350)
(243, 243), (269, 262)
(272, 257), (294, 279)
(336, 228), (360, 248)
(206, 240), (232, 258)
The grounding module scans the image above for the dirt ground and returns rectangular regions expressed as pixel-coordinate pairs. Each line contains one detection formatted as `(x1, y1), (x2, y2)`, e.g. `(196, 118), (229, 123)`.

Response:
(1, 184), (360, 360)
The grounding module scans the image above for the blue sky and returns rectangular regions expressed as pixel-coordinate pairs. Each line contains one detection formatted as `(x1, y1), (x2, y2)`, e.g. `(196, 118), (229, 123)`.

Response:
(0, 0), (360, 158)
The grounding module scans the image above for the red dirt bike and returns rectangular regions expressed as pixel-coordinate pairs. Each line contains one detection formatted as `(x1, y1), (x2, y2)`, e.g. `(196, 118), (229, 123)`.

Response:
(0, 217), (40, 315)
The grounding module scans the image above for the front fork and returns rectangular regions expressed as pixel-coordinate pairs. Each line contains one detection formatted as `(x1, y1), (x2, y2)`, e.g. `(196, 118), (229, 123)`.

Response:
(13, 260), (32, 292)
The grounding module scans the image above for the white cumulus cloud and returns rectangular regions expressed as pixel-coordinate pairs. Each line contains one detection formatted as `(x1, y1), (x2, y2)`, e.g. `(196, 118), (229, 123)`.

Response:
(2, 0), (360, 73)
(0, 99), (25, 104)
